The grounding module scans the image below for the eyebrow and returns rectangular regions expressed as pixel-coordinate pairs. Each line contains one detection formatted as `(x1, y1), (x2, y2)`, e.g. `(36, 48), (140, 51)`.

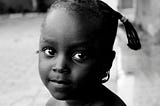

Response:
(70, 42), (89, 48)
(40, 38), (93, 50)
(40, 38), (57, 45)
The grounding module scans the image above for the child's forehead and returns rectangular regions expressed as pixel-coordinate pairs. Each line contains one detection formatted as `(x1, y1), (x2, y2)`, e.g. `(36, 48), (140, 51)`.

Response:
(45, 8), (101, 27)
(44, 9), (78, 31)
(42, 8), (103, 37)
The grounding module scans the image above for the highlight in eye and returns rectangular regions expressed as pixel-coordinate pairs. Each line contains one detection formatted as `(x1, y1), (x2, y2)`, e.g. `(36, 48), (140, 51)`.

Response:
(72, 50), (88, 63)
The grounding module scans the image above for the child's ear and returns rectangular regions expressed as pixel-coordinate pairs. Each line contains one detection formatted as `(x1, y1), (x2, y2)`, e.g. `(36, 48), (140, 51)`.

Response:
(98, 50), (116, 82)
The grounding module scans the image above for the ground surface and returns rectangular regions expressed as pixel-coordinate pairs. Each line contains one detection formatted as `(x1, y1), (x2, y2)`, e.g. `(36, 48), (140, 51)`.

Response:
(0, 15), (51, 106)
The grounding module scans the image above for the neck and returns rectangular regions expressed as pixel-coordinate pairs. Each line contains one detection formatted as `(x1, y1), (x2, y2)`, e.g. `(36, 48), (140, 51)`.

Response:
(62, 84), (104, 106)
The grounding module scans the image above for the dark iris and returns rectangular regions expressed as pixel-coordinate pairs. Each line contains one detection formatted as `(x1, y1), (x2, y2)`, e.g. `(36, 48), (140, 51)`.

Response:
(42, 47), (56, 57)
(72, 51), (88, 63)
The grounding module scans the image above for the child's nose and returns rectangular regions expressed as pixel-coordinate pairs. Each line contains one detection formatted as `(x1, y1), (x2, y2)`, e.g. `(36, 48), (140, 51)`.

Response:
(52, 54), (70, 73)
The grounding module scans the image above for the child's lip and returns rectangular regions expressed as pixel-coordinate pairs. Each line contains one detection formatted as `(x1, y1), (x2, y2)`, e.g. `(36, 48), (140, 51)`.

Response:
(48, 79), (72, 89)
(49, 79), (71, 85)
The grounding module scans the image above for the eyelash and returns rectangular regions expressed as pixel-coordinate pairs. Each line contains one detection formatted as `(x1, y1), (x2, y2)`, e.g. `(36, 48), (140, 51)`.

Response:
(41, 46), (89, 62)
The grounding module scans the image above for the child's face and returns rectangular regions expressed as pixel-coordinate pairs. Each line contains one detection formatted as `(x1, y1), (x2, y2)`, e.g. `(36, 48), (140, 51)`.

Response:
(39, 9), (113, 100)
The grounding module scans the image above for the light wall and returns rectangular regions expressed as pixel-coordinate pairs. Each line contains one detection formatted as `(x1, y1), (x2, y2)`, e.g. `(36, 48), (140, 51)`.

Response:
(102, 0), (118, 10)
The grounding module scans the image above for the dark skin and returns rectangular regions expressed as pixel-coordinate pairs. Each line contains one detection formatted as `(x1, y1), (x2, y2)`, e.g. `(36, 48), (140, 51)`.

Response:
(39, 8), (125, 106)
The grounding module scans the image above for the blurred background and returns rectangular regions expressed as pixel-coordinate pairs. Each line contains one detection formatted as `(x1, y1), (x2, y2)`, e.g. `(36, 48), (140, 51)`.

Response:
(0, 0), (160, 106)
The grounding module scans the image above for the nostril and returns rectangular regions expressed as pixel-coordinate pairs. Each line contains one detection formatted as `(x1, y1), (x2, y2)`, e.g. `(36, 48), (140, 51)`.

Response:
(51, 54), (70, 73)
(51, 66), (70, 73)
(52, 68), (57, 72)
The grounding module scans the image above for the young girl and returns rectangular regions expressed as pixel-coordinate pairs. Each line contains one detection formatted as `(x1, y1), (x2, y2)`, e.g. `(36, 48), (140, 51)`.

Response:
(38, 0), (141, 106)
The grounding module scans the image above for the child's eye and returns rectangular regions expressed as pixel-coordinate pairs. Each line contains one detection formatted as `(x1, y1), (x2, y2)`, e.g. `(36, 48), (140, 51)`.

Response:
(72, 51), (88, 63)
(42, 47), (56, 57)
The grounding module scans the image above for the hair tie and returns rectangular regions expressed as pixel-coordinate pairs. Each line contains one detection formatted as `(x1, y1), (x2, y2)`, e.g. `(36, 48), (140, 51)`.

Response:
(120, 16), (128, 23)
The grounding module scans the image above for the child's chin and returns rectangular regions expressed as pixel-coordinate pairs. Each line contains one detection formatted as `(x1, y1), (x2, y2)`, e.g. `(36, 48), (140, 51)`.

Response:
(47, 82), (74, 100)
(50, 92), (70, 100)
(48, 88), (71, 100)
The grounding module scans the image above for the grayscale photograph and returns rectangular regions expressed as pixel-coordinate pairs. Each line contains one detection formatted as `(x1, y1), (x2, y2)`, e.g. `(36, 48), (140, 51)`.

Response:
(0, 0), (160, 106)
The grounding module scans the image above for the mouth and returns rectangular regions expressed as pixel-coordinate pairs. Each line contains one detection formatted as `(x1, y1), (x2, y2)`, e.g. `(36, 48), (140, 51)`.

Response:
(48, 79), (72, 88)
(50, 79), (71, 84)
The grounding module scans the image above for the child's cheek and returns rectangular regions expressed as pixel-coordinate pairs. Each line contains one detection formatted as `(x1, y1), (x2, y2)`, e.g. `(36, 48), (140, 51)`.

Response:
(71, 62), (97, 84)
(38, 57), (51, 86)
